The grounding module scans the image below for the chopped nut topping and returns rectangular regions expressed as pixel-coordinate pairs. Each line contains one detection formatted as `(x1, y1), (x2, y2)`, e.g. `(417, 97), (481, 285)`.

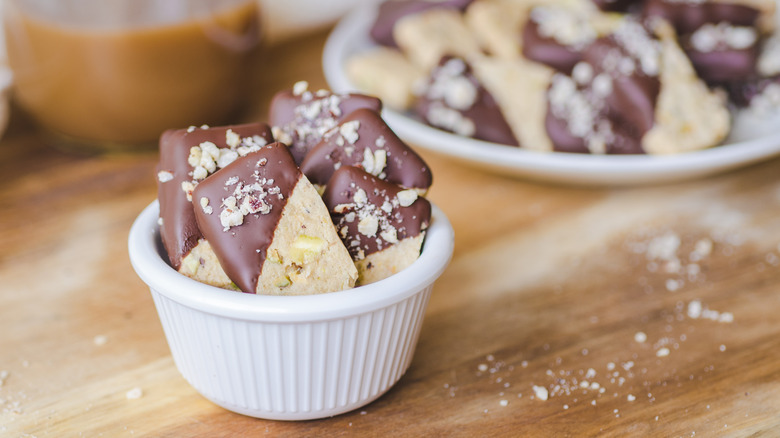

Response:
(380, 228), (398, 243)
(354, 188), (368, 205)
(293, 80), (309, 96)
(220, 196), (244, 230)
(339, 120), (361, 144)
(690, 23), (757, 53)
(217, 172), (278, 231)
(200, 197), (213, 215)
(426, 102), (476, 137)
(192, 166), (208, 180)
(181, 181), (195, 202)
(157, 170), (174, 183)
(358, 215), (379, 237)
(362, 148), (388, 176)
(530, 6), (596, 50)
(271, 126), (293, 145)
(225, 129), (240, 148)
(397, 189), (418, 207)
(218, 149), (239, 168)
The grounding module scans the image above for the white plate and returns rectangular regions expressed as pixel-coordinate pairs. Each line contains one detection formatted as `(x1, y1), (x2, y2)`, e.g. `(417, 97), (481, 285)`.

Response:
(323, 4), (780, 186)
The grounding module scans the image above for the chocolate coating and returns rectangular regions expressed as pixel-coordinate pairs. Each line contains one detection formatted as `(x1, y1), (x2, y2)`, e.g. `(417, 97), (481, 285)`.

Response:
(191, 143), (300, 294)
(584, 36), (660, 135)
(269, 88), (382, 164)
(685, 44), (759, 83)
(156, 122), (273, 270)
(591, 0), (642, 13)
(545, 28), (661, 155)
(522, 18), (583, 74)
(725, 74), (780, 107)
(301, 108), (434, 190)
(545, 110), (645, 154)
(415, 56), (518, 146)
(642, 0), (761, 35)
(322, 166), (431, 259)
(369, 0), (474, 47)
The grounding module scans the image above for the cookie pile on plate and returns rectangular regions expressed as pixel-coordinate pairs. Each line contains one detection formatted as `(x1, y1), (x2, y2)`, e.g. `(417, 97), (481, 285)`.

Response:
(347, 0), (779, 155)
(156, 82), (433, 295)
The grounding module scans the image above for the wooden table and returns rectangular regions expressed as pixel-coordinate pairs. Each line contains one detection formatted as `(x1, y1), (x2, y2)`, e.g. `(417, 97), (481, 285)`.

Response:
(2, 28), (780, 437)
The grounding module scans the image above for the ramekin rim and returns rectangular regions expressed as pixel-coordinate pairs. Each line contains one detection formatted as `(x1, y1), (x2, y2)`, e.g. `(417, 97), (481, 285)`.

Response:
(128, 200), (454, 322)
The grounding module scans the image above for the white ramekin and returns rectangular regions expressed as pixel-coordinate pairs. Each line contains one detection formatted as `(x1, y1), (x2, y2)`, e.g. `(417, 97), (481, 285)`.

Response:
(128, 200), (454, 420)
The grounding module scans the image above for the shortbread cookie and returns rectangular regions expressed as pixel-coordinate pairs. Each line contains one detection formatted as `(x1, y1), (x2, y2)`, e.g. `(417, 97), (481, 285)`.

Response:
(300, 108), (433, 191)
(346, 46), (424, 110)
(370, 0), (474, 47)
(393, 8), (482, 71)
(464, 0), (529, 59)
(322, 166), (431, 286)
(191, 142), (357, 295)
(470, 55), (555, 152)
(642, 19), (731, 154)
(414, 56), (518, 146)
(156, 123), (273, 288)
(268, 81), (381, 164)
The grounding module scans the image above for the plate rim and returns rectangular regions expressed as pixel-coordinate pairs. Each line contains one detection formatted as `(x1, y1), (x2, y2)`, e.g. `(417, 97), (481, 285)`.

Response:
(322, 3), (780, 185)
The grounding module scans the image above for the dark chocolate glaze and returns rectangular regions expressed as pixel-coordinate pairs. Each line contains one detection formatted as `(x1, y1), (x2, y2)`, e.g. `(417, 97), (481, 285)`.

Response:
(591, 0), (643, 13)
(191, 143), (300, 294)
(642, 0), (761, 35)
(545, 103), (646, 154)
(322, 166), (431, 259)
(268, 89), (382, 164)
(522, 18), (583, 74)
(545, 30), (661, 155)
(682, 36), (760, 84)
(415, 56), (518, 146)
(585, 36), (661, 135)
(156, 122), (273, 270)
(725, 74), (780, 107)
(301, 108), (434, 189)
(369, 0), (474, 47)
(544, 112), (590, 154)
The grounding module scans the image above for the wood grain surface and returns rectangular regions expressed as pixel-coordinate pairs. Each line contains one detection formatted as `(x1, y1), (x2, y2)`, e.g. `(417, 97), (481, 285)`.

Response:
(2, 28), (780, 438)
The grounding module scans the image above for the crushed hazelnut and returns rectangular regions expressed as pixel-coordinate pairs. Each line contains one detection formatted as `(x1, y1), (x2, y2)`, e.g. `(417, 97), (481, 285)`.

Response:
(157, 171), (174, 183)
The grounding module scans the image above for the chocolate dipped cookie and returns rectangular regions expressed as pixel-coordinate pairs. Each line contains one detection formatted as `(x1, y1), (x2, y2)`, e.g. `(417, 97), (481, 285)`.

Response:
(392, 7), (482, 71)
(300, 108), (433, 192)
(370, 0), (474, 48)
(156, 123), (273, 289)
(643, 0), (774, 83)
(414, 56), (518, 146)
(191, 142), (358, 295)
(323, 166), (431, 286)
(545, 19), (730, 154)
(269, 81), (381, 164)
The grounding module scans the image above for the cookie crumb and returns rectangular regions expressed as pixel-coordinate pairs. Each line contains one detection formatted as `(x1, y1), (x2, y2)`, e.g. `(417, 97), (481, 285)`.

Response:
(126, 387), (143, 400)
(533, 385), (549, 401)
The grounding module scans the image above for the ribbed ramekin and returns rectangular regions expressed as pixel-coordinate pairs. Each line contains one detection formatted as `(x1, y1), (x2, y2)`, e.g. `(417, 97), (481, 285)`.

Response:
(128, 200), (454, 420)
